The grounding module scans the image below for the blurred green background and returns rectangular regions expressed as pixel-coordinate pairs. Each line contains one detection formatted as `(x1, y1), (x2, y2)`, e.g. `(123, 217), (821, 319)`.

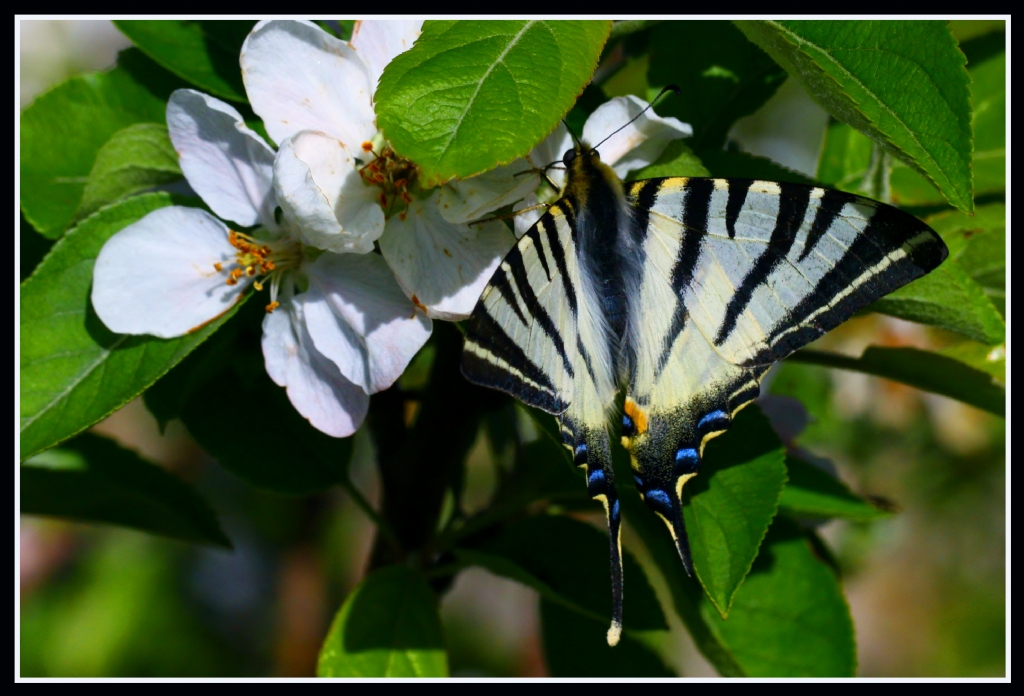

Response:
(18, 20), (1005, 677)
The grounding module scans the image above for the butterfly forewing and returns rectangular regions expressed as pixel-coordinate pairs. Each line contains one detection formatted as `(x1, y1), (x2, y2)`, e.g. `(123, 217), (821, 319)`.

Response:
(620, 176), (948, 571)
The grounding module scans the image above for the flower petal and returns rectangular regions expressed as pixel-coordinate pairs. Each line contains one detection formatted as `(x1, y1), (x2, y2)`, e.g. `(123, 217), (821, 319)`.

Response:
(274, 131), (384, 254)
(512, 193), (546, 239)
(241, 20), (376, 149)
(167, 89), (277, 228)
(91, 207), (245, 338)
(582, 95), (692, 178)
(349, 19), (423, 92)
(300, 252), (432, 393)
(436, 159), (539, 225)
(262, 295), (369, 438)
(380, 193), (515, 321)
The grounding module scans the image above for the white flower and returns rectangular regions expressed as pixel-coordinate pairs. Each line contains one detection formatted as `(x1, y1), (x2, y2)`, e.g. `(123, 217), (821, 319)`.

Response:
(241, 19), (515, 321)
(91, 89), (430, 438)
(443, 95), (694, 238)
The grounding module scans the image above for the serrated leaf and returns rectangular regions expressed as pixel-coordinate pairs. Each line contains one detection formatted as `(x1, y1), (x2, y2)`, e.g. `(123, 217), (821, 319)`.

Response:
(21, 432), (229, 547)
(869, 259), (1004, 345)
(736, 20), (974, 213)
(949, 20), (1005, 43)
(147, 314), (352, 494)
(789, 346), (1005, 417)
(20, 49), (188, 238)
(115, 21), (255, 103)
(457, 514), (666, 631)
(700, 518), (856, 677)
(928, 204), (1005, 316)
(77, 123), (182, 220)
(317, 565), (448, 677)
(648, 21), (787, 150)
(375, 20), (611, 186)
(541, 600), (673, 677)
(19, 193), (240, 460)
(779, 455), (889, 521)
(627, 139), (709, 180)
(684, 405), (787, 618)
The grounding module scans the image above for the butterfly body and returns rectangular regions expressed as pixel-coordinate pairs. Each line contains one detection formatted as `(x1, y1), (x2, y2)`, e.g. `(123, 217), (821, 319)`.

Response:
(461, 139), (948, 646)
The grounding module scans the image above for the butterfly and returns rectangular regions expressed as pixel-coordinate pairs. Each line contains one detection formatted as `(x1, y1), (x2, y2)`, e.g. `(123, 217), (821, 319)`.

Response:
(460, 104), (948, 646)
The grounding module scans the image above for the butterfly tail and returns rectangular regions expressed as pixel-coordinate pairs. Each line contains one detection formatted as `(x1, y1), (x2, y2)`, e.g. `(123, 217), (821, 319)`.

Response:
(562, 418), (624, 646)
(670, 496), (694, 577)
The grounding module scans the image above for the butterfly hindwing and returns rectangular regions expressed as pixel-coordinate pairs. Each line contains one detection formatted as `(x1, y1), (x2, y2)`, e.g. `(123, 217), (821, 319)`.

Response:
(461, 200), (628, 644)
(621, 177), (948, 571)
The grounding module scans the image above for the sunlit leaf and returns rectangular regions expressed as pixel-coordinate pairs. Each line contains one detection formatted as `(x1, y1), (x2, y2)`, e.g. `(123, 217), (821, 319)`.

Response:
(737, 20), (974, 212)
(77, 123), (182, 220)
(318, 565), (448, 677)
(20, 49), (187, 238)
(701, 518), (856, 676)
(789, 347), (1005, 417)
(21, 433), (229, 547)
(19, 193), (239, 460)
(375, 20), (611, 186)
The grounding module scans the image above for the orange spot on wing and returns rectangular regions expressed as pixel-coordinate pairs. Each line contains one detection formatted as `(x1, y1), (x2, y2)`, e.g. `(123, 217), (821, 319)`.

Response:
(624, 398), (648, 435)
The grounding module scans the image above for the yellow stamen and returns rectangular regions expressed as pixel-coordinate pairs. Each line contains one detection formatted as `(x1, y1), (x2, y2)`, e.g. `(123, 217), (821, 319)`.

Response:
(265, 301), (280, 313)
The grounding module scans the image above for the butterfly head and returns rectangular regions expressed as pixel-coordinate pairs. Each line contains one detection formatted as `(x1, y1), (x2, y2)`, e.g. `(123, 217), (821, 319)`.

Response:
(560, 140), (620, 199)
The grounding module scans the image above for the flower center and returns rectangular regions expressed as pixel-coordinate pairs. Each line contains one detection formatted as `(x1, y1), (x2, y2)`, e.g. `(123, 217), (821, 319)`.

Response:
(214, 230), (301, 312)
(359, 143), (417, 220)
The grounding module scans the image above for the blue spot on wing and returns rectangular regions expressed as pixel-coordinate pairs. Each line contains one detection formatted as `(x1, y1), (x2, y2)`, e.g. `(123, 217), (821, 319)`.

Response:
(645, 489), (672, 512)
(698, 409), (729, 432)
(675, 448), (700, 474)
(611, 498), (620, 520)
(588, 468), (605, 486)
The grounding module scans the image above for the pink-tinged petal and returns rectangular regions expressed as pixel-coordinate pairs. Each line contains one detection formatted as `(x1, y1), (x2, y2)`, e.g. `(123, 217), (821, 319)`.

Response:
(528, 123), (574, 192)
(300, 252), (431, 393)
(167, 89), (277, 229)
(91, 207), (245, 338)
(262, 294), (369, 438)
(436, 159), (538, 225)
(349, 19), (423, 92)
(274, 131), (383, 254)
(582, 96), (692, 178)
(241, 20), (376, 149)
(380, 193), (515, 321)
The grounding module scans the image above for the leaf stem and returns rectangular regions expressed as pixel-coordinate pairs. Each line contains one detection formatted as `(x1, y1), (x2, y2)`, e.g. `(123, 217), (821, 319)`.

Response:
(337, 475), (404, 557)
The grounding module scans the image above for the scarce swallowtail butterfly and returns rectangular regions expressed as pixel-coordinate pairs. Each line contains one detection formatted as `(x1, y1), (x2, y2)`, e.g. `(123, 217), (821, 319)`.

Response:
(460, 96), (948, 646)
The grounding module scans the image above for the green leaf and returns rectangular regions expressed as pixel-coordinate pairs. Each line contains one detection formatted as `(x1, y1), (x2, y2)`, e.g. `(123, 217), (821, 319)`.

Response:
(701, 518), (856, 677)
(928, 204), (1005, 316)
(700, 148), (817, 186)
(541, 600), (673, 677)
(627, 139), (710, 180)
(789, 347), (1005, 417)
(375, 20), (611, 186)
(20, 49), (188, 238)
(317, 565), (448, 677)
(19, 193), (240, 460)
(146, 312), (353, 494)
(939, 340), (1005, 383)
(21, 432), (229, 547)
(779, 455), (889, 521)
(684, 405), (787, 618)
(868, 259), (1005, 345)
(114, 20), (255, 103)
(736, 20), (974, 213)
(964, 47), (1004, 198)
(77, 123), (182, 220)
(648, 21), (788, 150)
(457, 514), (666, 631)
(20, 215), (54, 282)
(617, 490), (744, 676)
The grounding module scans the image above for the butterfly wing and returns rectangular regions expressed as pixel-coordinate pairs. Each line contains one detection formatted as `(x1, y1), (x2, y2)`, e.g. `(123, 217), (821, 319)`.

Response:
(461, 201), (627, 644)
(622, 177), (948, 572)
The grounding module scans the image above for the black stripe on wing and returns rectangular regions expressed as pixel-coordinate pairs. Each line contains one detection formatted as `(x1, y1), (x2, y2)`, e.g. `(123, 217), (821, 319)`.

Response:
(746, 199), (948, 366)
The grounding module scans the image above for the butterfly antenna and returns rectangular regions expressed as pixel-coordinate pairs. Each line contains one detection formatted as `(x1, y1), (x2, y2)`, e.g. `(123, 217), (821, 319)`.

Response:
(590, 83), (681, 154)
(563, 118), (582, 147)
